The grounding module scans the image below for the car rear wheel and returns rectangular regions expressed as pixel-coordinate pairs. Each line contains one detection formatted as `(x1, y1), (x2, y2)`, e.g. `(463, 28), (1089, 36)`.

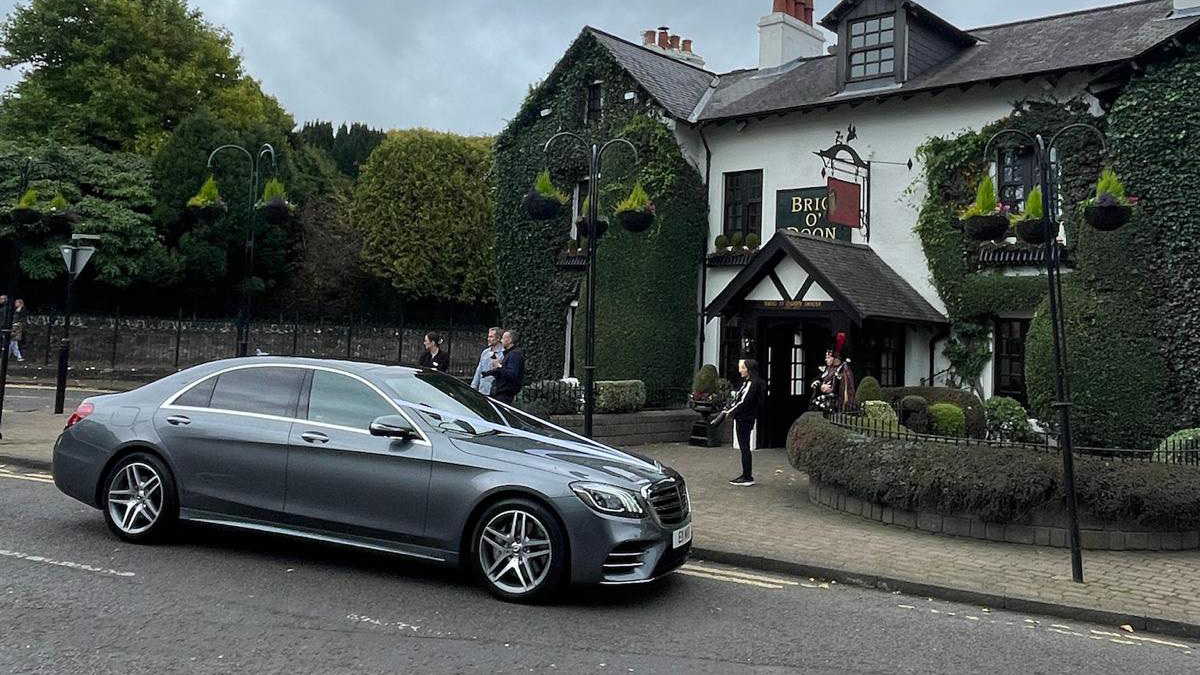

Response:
(471, 499), (567, 602)
(102, 453), (178, 544)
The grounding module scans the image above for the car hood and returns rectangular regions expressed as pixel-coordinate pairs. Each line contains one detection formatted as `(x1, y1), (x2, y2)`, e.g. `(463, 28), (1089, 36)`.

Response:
(450, 430), (673, 489)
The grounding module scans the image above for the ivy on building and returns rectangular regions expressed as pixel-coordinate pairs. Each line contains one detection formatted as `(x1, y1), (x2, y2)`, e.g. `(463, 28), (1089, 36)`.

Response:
(493, 31), (707, 389)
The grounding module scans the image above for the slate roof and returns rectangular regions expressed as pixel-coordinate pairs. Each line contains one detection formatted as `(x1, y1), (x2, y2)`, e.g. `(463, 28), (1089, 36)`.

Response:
(581, 1), (1200, 124)
(587, 28), (717, 121)
(701, 0), (1200, 121)
(705, 231), (947, 325)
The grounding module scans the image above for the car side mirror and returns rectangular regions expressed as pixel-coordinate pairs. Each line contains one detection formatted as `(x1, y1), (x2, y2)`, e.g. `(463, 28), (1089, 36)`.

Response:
(370, 415), (419, 440)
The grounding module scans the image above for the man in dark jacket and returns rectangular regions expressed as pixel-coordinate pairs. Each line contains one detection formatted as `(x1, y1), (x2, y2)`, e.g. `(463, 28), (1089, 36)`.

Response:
(484, 329), (525, 404)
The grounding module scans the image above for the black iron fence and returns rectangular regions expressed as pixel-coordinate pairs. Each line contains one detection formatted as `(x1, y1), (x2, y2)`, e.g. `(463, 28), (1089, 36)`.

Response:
(828, 407), (1200, 465)
(12, 312), (492, 380)
(515, 379), (689, 414)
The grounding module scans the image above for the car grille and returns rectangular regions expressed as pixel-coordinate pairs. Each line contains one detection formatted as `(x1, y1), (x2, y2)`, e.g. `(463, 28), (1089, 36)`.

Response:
(646, 477), (689, 527)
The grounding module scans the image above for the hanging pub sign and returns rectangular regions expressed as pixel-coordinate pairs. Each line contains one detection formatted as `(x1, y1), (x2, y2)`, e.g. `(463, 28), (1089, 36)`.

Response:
(776, 186), (852, 242)
(827, 177), (862, 229)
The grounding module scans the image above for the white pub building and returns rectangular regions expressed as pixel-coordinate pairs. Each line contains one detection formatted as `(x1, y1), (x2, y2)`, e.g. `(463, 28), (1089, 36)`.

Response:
(531, 0), (1200, 446)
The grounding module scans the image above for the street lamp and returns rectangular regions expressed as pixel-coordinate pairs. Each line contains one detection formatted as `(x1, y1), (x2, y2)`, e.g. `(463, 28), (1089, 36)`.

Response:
(206, 144), (277, 358)
(542, 133), (639, 439)
(53, 233), (100, 415)
(977, 123), (1108, 584)
(0, 154), (72, 439)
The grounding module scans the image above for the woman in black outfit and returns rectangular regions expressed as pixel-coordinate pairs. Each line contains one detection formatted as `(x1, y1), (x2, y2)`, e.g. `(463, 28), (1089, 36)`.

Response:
(419, 331), (449, 372)
(723, 359), (764, 487)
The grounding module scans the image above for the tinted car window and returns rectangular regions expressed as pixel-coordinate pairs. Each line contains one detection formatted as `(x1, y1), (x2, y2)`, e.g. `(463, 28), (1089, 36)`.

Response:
(209, 367), (304, 418)
(383, 370), (575, 441)
(308, 370), (395, 431)
(174, 376), (216, 408)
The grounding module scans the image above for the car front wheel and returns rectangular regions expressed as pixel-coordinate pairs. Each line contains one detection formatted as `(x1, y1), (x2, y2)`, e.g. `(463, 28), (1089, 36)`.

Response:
(102, 453), (178, 544)
(472, 498), (567, 602)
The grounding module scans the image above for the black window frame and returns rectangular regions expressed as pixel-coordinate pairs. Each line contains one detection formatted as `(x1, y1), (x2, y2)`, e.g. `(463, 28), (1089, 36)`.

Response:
(207, 366), (305, 419)
(994, 318), (1031, 406)
(847, 14), (896, 82)
(585, 81), (603, 124)
(998, 147), (1061, 217)
(863, 324), (905, 388)
(722, 170), (763, 238)
(719, 318), (756, 387)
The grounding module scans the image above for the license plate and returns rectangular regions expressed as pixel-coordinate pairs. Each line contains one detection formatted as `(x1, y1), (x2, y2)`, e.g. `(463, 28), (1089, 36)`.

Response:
(672, 523), (692, 549)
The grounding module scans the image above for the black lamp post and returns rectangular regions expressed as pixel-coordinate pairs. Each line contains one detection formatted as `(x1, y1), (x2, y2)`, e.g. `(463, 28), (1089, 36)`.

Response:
(53, 234), (100, 415)
(206, 144), (277, 358)
(543, 133), (638, 439)
(0, 155), (72, 439)
(979, 123), (1108, 584)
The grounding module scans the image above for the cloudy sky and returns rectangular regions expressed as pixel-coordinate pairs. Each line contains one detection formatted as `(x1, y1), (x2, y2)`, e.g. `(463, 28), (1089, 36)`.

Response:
(0, 0), (1123, 135)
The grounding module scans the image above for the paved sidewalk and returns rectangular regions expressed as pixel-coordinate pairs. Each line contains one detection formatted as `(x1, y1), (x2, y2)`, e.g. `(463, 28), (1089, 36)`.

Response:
(5, 407), (1200, 638)
(641, 443), (1200, 638)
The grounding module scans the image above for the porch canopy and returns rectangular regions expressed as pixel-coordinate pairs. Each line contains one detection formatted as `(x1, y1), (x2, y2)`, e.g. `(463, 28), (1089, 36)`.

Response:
(705, 231), (947, 326)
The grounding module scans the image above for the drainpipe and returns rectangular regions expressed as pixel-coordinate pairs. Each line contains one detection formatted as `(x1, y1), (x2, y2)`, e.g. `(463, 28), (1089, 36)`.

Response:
(928, 325), (951, 386)
(695, 124), (714, 371)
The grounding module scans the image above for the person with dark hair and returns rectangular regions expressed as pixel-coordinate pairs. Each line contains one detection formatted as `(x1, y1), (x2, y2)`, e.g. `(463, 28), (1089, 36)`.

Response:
(419, 331), (449, 372)
(8, 298), (25, 362)
(483, 329), (525, 404)
(811, 331), (855, 413)
(715, 358), (764, 487)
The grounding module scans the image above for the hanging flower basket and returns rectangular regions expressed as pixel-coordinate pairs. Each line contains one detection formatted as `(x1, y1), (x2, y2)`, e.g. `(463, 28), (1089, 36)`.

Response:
(46, 209), (80, 229)
(258, 197), (293, 225)
(11, 206), (41, 225)
(962, 214), (1010, 241)
(524, 188), (564, 220)
(1015, 218), (1059, 245)
(577, 217), (609, 240)
(189, 199), (227, 222)
(616, 209), (654, 233)
(1084, 204), (1132, 231)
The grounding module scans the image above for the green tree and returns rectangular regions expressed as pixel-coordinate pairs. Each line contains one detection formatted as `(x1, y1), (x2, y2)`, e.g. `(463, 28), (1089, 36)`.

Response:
(0, 0), (291, 153)
(352, 130), (495, 305)
(0, 142), (175, 289)
(299, 120), (386, 177)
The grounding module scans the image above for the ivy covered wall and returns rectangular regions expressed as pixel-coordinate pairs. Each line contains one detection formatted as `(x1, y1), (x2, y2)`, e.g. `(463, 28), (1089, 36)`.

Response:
(493, 32), (707, 389)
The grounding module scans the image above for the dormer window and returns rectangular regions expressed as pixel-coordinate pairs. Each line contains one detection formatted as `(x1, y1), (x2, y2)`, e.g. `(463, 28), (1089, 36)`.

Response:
(848, 15), (895, 80)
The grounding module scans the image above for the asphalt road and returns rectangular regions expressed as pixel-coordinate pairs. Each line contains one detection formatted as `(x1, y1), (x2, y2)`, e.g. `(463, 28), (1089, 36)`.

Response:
(1, 466), (1196, 675)
(1, 384), (89, 414)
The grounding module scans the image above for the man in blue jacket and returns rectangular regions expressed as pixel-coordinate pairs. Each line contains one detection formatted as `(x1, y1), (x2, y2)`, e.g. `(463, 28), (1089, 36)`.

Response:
(470, 327), (504, 395)
(483, 329), (525, 404)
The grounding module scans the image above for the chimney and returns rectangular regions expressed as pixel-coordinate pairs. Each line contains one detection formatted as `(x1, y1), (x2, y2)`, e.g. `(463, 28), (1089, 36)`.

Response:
(669, 35), (681, 50)
(1175, 0), (1200, 16)
(643, 30), (656, 46)
(658, 27), (670, 49)
(682, 39), (693, 53)
(640, 27), (706, 67)
(759, 0), (825, 69)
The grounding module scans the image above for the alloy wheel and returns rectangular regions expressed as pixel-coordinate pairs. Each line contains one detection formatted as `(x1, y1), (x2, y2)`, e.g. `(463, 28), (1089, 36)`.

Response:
(106, 462), (164, 536)
(478, 509), (553, 595)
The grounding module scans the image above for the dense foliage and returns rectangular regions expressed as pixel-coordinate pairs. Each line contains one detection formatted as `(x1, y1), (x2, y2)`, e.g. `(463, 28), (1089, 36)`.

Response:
(494, 33), (706, 388)
(352, 130), (495, 306)
(788, 413), (1200, 527)
(879, 386), (984, 439)
(297, 121), (386, 178)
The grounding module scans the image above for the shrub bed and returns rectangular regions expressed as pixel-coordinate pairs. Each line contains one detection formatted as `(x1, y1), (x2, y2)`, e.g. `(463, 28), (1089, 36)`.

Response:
(595, 380), (646, 414)
(881, 387), (984, 438)
(787, 413), (1200, 528)
(929, 403), (966, 438)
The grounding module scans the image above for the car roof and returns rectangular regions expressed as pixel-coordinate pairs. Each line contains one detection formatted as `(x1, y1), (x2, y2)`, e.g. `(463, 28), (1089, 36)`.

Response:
(197, 356), (423, 377)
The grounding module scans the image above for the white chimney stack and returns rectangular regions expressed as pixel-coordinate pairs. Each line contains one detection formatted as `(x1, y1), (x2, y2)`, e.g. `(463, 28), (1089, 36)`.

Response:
(759, 0), (826, 70)
(1174, 0), (1200, 17)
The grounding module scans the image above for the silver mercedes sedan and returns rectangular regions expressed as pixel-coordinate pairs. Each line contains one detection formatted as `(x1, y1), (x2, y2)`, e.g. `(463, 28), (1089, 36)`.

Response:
(52, 358), (692, 602)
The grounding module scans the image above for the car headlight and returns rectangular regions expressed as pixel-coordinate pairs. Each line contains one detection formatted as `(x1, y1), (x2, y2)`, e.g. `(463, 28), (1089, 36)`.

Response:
(571, 482), (644, 518)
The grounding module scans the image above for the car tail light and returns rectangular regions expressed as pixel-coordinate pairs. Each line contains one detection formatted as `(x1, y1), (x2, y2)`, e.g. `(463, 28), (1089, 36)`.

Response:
(65, 402), (94, 430)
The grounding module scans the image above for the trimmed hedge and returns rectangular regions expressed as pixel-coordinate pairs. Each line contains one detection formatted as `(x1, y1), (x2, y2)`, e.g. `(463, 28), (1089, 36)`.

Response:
(929, 403), (966, 438)
(595, 380), (647, 414)
(862, 400), (897, 424)
(787, 413), (1200, 527)
(881, 387), (984, 439)
(855, 376), (882, 404)
(899, 395), (930, 434)
(984, 396), (1032, 442)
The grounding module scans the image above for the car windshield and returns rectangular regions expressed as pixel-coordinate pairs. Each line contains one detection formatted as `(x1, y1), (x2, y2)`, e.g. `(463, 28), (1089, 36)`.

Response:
(381, 370), (576, 442)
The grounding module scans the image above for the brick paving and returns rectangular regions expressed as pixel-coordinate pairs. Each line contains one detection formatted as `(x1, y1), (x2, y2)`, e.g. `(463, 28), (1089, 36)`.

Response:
(640, 442), (1200, 629)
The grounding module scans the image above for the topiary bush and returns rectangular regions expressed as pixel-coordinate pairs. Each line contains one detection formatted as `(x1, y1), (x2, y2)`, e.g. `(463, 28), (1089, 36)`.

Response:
(856, 376), (882, 404)
(881, 387), (984, 438)
(984, 396), (1033, 442)
(862, 400), (897, 424)
(929, 403), (966, 438)
(899, 395), (930, 434)
(787, 413), (1200, 527)
(595, 380), (647, 414)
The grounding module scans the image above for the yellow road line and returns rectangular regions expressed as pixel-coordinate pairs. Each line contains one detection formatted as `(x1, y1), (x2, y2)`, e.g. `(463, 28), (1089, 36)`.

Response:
(1090, 630), (1191, 650)
(681, 564), (800, 586)
(0, 469), (53, 484)
(677, 569), (783, 589)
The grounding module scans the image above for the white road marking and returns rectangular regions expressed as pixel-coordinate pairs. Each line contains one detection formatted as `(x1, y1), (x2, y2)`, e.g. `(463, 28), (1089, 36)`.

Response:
(0, 468), (53, 484)
(0, 549), (135, 578)
(1090, 630), (1192, 650)
(680, 564), (800, 586)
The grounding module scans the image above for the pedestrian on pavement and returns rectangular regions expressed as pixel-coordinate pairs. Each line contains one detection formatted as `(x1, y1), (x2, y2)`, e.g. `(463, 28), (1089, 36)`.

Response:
(720, 358), (763, 487)
(483, 329), (525, 405)
(8, 298), (25, 362)
(419, 331), (449, 372)
(470, 327), (505, 395)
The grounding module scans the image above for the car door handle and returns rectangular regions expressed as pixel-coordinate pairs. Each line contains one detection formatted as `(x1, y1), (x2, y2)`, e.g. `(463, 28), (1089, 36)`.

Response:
(166, 415), (191, 426)
(300, 431), (330, 444)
